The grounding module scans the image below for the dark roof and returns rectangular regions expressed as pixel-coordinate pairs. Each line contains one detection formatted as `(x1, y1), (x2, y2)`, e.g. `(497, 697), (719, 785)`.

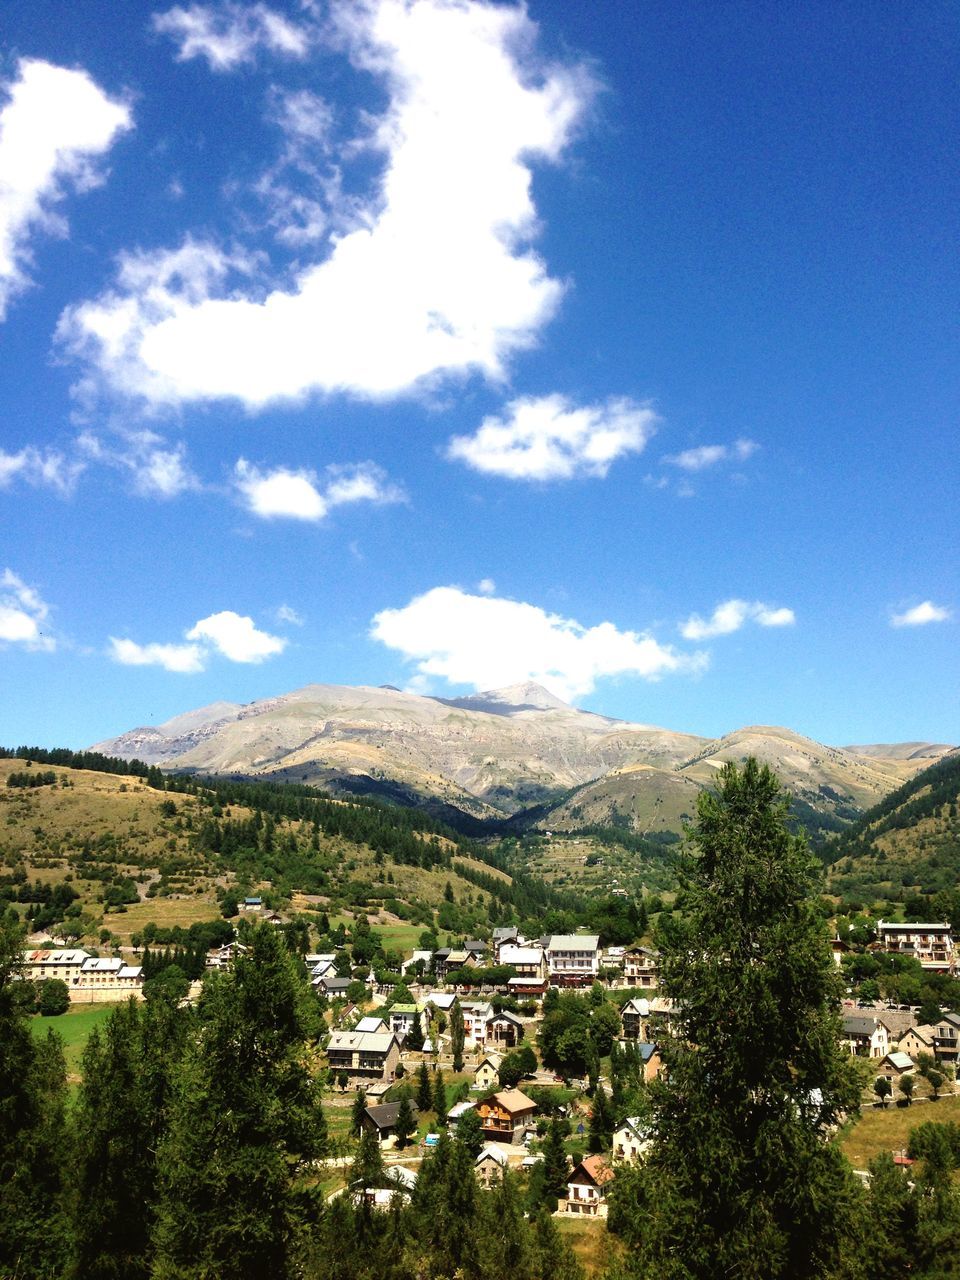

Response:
(364, 1101), (420, 1130)
(322, 976), (353, 993)
(842, 1015), (880, 1037)
(636, 1042), (658, 1062)
(464, 941), (488, 953)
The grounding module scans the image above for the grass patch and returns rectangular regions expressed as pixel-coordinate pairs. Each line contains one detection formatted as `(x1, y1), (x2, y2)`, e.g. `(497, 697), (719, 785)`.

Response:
(839, 1094), (960, 1169)
(556, 1217), (613, 1277)
(28, 1003), (123, 1074)
(108, 896), (223, 942)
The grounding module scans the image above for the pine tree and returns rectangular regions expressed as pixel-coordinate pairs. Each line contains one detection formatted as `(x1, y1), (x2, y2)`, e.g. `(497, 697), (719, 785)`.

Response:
(433, 1067), (448, 1124)
(455, 1105), (484, 1158)
(541, 1117), (570, 1204)
(450, 1001), (465, 1073)
(618, 759), (863, 1279)
(416, 1060), (433, 1112)
(394, 1094), (416, 1149)
(351, 1087), (368, 1138)
(407, 1010), (425, 1052)
(151, 926), (327, 1280)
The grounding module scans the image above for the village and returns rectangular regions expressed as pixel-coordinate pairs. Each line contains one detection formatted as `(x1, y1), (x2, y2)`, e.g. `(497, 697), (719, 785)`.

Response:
(21, 912), (960, 1223)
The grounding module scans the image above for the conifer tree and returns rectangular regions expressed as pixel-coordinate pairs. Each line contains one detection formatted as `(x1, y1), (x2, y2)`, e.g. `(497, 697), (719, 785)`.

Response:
(416, 1060), (433, 1112)
(394, 1094), (416, 1149)
(151, 926), (327, 1280)
(455, 1105), (484, 1158)
(614, 759), (863, 1279)
(350, 1087), (368, 1138)
(450, 1001), (465, 1072)
(433, 1066), (448, 1124)
(541, 1117), (570, 1204)
(407, 1009), (425, 1052)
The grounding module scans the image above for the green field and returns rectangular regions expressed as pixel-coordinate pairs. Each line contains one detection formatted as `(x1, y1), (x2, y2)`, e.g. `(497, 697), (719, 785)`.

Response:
(28, 1003), (124, 1074)
(839, 1094), (960, 1169)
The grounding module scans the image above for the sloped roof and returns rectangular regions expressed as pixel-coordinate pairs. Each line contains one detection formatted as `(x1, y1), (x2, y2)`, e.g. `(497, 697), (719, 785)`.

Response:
(476, 1145), (508, 1167)
(328, 1030), (398, 1053)
(547, 935), (600, 951)
(571, 1155), (614, 1186)
(364, 1101), (419, 1129)
(491, 1089), (536, 1114)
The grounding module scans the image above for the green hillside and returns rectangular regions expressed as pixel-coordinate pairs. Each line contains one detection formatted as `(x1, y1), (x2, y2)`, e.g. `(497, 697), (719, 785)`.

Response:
(823, 750), (960, 904)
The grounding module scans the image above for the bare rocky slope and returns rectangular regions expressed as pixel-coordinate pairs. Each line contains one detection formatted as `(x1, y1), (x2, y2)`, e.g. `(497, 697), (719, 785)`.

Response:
(93, 681), (950, 837)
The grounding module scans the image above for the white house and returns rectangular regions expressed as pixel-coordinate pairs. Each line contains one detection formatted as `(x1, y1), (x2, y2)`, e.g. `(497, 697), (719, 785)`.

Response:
(545, 935), (600, 986)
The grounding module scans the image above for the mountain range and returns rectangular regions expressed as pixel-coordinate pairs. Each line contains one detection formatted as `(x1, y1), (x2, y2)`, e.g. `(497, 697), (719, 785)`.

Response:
(91, 681), (956, 840)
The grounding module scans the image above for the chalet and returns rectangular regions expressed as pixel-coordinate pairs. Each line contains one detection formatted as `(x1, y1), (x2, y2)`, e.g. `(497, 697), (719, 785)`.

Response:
(623, 947), (659, 989)
(388, 1004), (421, 1039)
(931, 1013), (960, 1061)
(473, 1053), (502, 1092)
(21, 948), (89, 984)
(898, 1024), (937, 1060)
(876, 921), (954, 971)
(499, 944), (547, 980)
(206, 941), (246, 971)
(360, 1101), (419, 1147)
(620, 998), (647, 1039)
(487, 1010), (524, 1049)
(876, 1009), (918, 1044)
(627, 1042), (661, 1082)
(507, 976), (547, 997)
(326, 1029), (402, 1081)
(612, 1116), (650, 1164)
(317, 975), (353, 999)
(546, 935), (600, 986)
(840, 1015), (889, 1059)
(461, 1000), (495, 1044)
(492, 926), (520, 957)
(354, 1016), (389, 1034)
(878, 1051), (916, 1082)
(422, 991), (459, 1015)
(476, 1089), (537, 1144)
(566, 1155), (614, 1217)
(464, 941), (489, 961)
(475, 1145), (509, 1187)
(241, 897), (263, 911)
(438, 949), (470, 980)
(830, 938), (850, 969)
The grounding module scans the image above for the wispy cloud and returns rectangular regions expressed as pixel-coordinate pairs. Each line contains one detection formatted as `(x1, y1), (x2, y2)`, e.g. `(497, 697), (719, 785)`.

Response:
(0, 446), (85, 496)
(0, 59), (131, 318)
(153, 3), (312, 71)
(60, 0), (595, 407)
(109, 608), (287, 673)
(371, 586), (706, 703)
(447, 395), (656, 482)
(234, 459), (404, 521)
(891, 601), (952, 628)
(664, 438), (758, 472)
(680, 598), (795, 641)
(77, 430), (200, 498)
(0, 569), (56, 651)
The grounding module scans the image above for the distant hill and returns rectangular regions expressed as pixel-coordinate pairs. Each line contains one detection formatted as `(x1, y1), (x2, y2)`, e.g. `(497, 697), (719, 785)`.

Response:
(823, 749), (960, 900)
(91, 680), (951, 841)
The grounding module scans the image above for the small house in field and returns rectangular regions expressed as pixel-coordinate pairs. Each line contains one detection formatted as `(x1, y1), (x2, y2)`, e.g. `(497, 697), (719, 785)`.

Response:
(476, 1089), (537, 1144)
(473, 1052), (503, 1092)
(475, 1145), (509, 1187)
(878, 1051), (915, 1082)
(360, 1101), (419, 1148)
(898, 1024), (937, 1060)
(566, 1155), (614, 1217)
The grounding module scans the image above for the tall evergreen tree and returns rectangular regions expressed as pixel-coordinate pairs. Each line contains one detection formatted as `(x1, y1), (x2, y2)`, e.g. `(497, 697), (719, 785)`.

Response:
(151, 926), (327, 1280)
(541, 1117), (570, 1204)
(450, 1001), (465, 1073)
(350, 1087), (368, 1138)
(612, 759), (863, 1279)
(432, 1067), (448, 1125)
(415, 1060), (433, 1112)
(394, 1095), (416, 1149)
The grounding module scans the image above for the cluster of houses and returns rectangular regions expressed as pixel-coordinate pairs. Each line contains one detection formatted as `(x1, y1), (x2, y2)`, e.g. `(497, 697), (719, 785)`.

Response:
(20, 948), (143, 1002)
(841, 1004), (960, 1077)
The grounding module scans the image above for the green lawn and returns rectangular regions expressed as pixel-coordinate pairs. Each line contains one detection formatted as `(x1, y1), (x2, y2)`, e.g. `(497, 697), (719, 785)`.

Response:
(839, 1094), (960, 1169)
(29, 1003), (124, 1074)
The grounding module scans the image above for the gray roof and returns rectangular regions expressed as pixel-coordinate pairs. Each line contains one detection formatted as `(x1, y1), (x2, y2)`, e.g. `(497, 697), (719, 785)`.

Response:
(364, 1101), (419, 1129)
(842, 1015), (881, 1037)
(547, 934), (600, 951)
(328, 1030), (399, 1053)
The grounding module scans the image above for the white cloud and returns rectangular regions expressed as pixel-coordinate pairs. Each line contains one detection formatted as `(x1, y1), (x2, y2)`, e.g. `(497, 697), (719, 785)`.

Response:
(153, 3), (312, 71)
(108, 637), (205, 673)
(891, 601), (952, 628)
(77, 429), (199, 498)
(0, 59), (131, 318)
(0, 569), (55, 651)
(447, 394), (656, 482)
(60, 0), (594, 407)
(680, 598), (795, 641)
(186, 610), (286, 662)
(477, 578), (496, 595)
(275, 603), (304, 626)
(109, 607), (286, 673)
(371, 586), (706, 703)
(664, 438), (759, 472)
(0, 446), (85, 495)
(234, 458), (403, 521)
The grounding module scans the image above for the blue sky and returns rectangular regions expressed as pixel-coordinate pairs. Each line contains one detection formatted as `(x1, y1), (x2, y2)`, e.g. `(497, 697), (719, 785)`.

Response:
(1, 0), (956, 751)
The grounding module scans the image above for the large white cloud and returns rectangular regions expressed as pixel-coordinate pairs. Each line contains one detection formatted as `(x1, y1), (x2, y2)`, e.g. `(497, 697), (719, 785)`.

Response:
(446, 394), (657, 481)
(0, 59), (131, 318)
(59, 0), (593, 407)
(153, 3), (312, 71)
(0, 569), (55, 651)
(234, 458), (404, 520)
(371, 586), (706, 703)
(891, 601), (952, 628)
(110, 609), (286, 672)
(680, 598), (795, 641)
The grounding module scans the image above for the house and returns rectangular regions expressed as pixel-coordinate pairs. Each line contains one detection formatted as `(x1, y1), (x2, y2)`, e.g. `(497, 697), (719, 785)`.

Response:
(566, 1155), (614, 1217)
(438, 949), (470, 980)
(546, 935), (600, 986)
(830, 938), (850, 968)
(840, 1015), (889, 1059)
(400, 950), (433, 978)
(603, 945), (627, 969)
(473, 1053), (503, 1092)
(422, 991), (459, 1015)
(898, 1024), (937, 1060)
(612, 1116), (651, 1164)
(499, 944), (547, 980)
(241, 897), (263, 911)
(492, 926), (520, 958)
(486, 1010), (524, 1048)
(623, 947), (659, 989)
(878, 1051), (916, 1082)
(620, 997), (647, 1039)
(21, 948), (89, 984)
(627, 1042), (661, 1082)
(360, 1101), (419, 1147)
(317, 975), (353, 999)
(355, 1016), (388, 1034)
(464, 941), (489, 961)
(931, 1013), (960, 1061)
(326, 1029), (402, 1081)
(206, 941), (246, 971)
(475, 1145), (509, 1187)
(876, 921), (954, 971)
(876, 1008), (918, 1044)
(388, 1004), (421, 1039)
(475, 1089), (537, 1144)
(461, 1000), (495, 1044)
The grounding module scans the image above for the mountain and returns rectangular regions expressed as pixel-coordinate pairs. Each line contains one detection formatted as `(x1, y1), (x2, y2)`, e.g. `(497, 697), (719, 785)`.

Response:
(92, 681), (952, 838)
(823, 748), (960, 900)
